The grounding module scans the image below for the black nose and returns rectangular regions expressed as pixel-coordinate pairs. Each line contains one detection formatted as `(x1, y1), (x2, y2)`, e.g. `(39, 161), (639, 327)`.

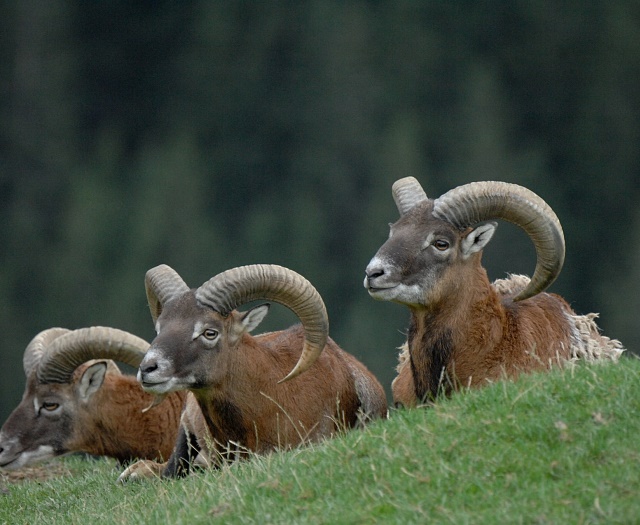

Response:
(140, 362), (158, 375)
(365, 267), (385, 280)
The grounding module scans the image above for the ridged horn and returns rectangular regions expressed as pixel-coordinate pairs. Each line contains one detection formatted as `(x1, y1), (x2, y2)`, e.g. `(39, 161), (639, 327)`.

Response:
(145, 265), (190, 324)
(23, 328), (72, 376)
(36, 326), (150, 384)
(195, 264), (329, 383)
(392, 177), (429, 216)
(432, 181), (565, 301)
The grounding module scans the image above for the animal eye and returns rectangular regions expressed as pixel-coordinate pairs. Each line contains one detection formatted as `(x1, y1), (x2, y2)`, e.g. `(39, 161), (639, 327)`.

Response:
(433, 239), (450, 251)
(202, 329), (219, 340)
(42, 402), (59, 412)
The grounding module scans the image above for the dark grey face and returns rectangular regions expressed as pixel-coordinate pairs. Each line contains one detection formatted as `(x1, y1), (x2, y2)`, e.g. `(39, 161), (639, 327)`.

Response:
(0, 372), (97, 470)
(138, 291), (269, 394)
(364, 202), (497, 307)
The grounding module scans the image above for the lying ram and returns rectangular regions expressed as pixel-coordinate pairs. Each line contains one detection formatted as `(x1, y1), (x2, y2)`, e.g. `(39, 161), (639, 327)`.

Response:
(364, 178), (624, 407)
(0, 326), (186, 469)
(119, 264), (387, 481)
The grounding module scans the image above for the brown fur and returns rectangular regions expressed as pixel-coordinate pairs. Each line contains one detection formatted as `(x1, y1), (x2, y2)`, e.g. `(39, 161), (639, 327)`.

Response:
(66, 370), (186, 462)
(0, 360), (186, 469)
(366, 193), (624, 409)
(177, 329), (387, 468)
(119, 302), (388, 481)
(393, 272), (624, 407)
(196, 327), (372, 452)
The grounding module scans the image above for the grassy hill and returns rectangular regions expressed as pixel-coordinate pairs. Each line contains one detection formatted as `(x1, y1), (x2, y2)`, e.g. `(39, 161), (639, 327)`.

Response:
(2, 357), (639, 524)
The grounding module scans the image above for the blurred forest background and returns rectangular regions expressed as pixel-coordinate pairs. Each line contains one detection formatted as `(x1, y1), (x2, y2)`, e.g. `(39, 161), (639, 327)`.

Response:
(1, 1), (639, 421)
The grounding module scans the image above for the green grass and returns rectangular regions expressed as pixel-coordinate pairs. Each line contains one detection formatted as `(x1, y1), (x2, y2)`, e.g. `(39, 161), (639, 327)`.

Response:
(2, 358), (639, 525)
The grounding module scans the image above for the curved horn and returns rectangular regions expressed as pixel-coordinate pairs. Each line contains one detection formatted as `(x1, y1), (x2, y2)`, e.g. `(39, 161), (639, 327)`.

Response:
(392, 177), (429, 216)
(195, 264), (329, 383)
(23, 328), (72, 376)
(36, 326), (150, 384)
(145, 264), (190, 323)
(433, 181), (565, 302)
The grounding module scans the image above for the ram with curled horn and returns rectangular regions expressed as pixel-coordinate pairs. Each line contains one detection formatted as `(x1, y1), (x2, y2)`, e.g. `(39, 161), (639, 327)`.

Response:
(364, 178), (625, 408)
(118, 263), (387, 482)
(0, 327), (186, 470)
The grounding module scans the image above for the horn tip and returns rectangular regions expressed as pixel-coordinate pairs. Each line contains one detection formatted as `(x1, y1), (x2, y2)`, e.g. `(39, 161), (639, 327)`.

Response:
(277, 367), (302, 384)
(142, 394), (167, 413)
(392, 176), (419, 187)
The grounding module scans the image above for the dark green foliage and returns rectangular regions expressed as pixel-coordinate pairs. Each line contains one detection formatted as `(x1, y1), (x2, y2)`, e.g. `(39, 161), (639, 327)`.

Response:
(0, 2), (638, 421)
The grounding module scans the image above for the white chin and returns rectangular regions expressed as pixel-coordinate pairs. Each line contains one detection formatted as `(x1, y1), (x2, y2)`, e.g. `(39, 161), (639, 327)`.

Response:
(142, 379), (178, 395)
(4, 447), (55, 470)
(368, 287), (401, 302)
(369, 284), (424, 306)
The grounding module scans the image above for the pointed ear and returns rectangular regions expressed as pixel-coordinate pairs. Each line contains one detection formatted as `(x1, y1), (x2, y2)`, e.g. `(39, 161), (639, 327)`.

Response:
(240, 304), (270, 333)
(460, 222), (497, 259)
(77, 362), (107, 401)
